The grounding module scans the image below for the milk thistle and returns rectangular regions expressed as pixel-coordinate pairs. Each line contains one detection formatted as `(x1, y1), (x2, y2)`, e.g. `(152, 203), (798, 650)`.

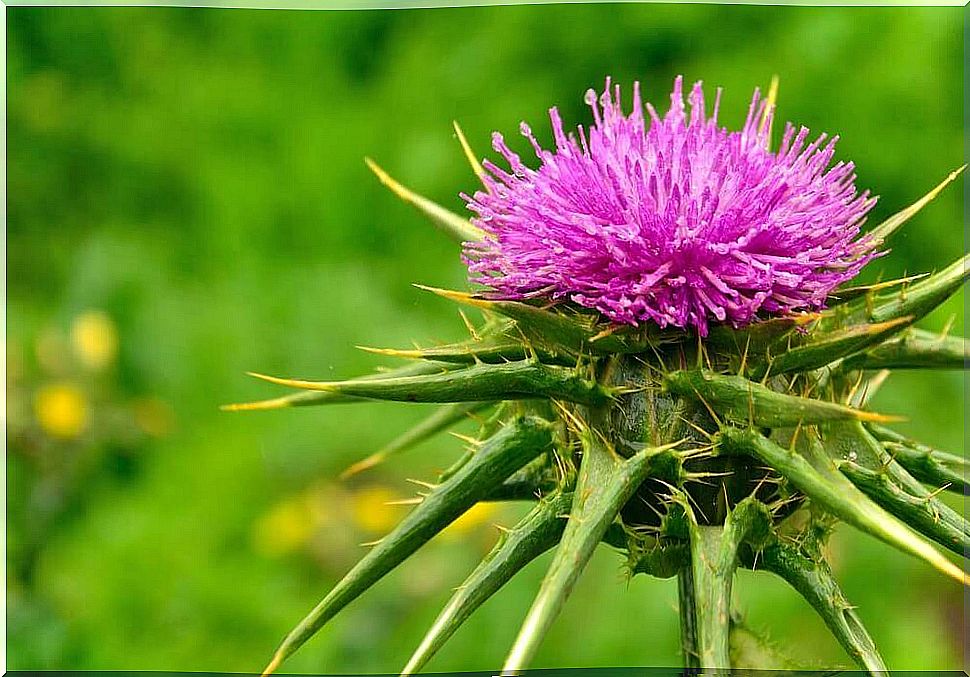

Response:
(228, 77), (969, 674)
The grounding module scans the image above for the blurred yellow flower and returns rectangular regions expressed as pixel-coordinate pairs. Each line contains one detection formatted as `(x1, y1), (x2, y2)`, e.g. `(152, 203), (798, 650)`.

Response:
(350, 485), (403, 535)
(443, 501), (498, 539)
(34, 383), (89, 439)
(71, 310), (118, 371)
(251, 497), (316, 557)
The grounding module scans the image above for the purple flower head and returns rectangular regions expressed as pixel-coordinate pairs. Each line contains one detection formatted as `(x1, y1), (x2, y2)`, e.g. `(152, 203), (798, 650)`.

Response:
(462, 77), (880, 336)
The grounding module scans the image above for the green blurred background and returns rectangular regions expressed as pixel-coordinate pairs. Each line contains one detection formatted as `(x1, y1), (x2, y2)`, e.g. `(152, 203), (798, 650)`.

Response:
(6, 4), (966, 672)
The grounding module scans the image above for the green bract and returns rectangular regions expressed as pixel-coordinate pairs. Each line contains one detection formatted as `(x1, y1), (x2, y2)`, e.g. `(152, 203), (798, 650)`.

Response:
(228, 122), (968, 675)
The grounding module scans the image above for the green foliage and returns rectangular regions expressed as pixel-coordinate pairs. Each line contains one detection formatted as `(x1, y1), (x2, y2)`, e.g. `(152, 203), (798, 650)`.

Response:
(7, 5), (965, 674)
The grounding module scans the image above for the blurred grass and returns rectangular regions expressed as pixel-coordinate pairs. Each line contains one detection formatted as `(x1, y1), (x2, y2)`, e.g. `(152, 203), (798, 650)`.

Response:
(5, 4), (965, 673)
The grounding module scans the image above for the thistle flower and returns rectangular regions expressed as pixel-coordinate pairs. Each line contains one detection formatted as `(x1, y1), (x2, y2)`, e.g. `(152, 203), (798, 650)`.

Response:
(229, 78), (969, 676)
(464, 77), (879, 335)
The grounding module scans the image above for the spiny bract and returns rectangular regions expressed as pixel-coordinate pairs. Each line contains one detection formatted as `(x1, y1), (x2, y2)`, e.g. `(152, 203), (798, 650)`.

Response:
(228, 77), (969, 676)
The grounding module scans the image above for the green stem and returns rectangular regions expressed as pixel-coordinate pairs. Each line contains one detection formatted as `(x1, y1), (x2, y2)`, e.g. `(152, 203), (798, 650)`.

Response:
(678, 497), (772, 674)
(677, 566), (700, 669)
(684, 525), (736, 672)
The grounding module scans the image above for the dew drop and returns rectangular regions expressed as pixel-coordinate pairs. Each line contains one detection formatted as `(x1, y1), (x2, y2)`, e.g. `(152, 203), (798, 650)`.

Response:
(584, 89), (598, 106)
(847, 451), (857, 462)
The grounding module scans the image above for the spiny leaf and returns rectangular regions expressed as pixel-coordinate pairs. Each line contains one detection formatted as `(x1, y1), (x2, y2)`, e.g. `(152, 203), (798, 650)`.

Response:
(828, 273), (928, 305)
(866, 253), (969, 325)
(501, 432), (679, 673)
(750, 538), (888, 674)
(365, 157), (485, 243)
(826, 415), (968, 493)
(628, 539), (689, 579)
(717, 427), (967, 585)
(401, 491), (573, 675)
(866, 165), (966, 245)
(249, 359), (614, 406)
(822, 421), (970, 554)
(839, 460), (969, 557)
(728, 616), (797, 671)
(222, 361), (461, 411)
(866, 425), (969, 494)
(750, 316), (912, 379)
(261, 416), (554, 675)
(340, 402), (491, 479)
(358, 335), (574, 367)
(707, 314), (817, 355)
(415, 286), (663, 355)
(842, 328), (969, 371)
(664, 370), (898, 427)
(881, 446), (969, 495)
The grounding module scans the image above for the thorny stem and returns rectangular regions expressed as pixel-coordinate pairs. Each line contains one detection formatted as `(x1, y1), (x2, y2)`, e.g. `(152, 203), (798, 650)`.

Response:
(680, 525), (736, 673)
(678, 498), (771, 674)
(677, 563), (701, 669)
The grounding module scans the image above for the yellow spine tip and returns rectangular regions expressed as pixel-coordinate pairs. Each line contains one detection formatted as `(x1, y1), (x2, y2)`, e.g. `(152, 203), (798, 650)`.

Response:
(364, 157), (413, 203)
(246, 372), (334, 391)
(220, 398), (293, 412)
(855, 410), (906, 424)
(356, 345), (420, 358)
(339, 453), (385, 480)
(246, 371), (292, 385)
(261, 653), (283, 677)
(413, 284), (492, 309)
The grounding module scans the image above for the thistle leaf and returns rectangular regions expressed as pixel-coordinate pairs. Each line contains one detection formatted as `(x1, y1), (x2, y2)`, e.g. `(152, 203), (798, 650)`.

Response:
(365, 158), (486, 243)
(665, 370), (898, 427)
(261, 416), (554, 675)
(717, 427), (967, 585)
(842, 328), (969, 371)
(881, 441), (970, 494)
(865, 165), (965, 245)
(249, 359), (613, 406)
(865, 425), (970, 495)
(752, 538), (888, 674)
(401, 491), (573, 675)
(340, 402), (491, 479)
(822, 422), (970, 555)
(707, 314), (817, 355)
(839, 460), (969, 557)
(501, 432), (678, 673)
(359, 335), (574, 367)
(414, 286), (662, 355)
(628, 539), (689, 579)
(866, 253), (969, 325)
(828, 273), (928, 305)
(750, 316), (912, 378)
(728, 616), (797, 671)
(222, 361), (461, 411)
